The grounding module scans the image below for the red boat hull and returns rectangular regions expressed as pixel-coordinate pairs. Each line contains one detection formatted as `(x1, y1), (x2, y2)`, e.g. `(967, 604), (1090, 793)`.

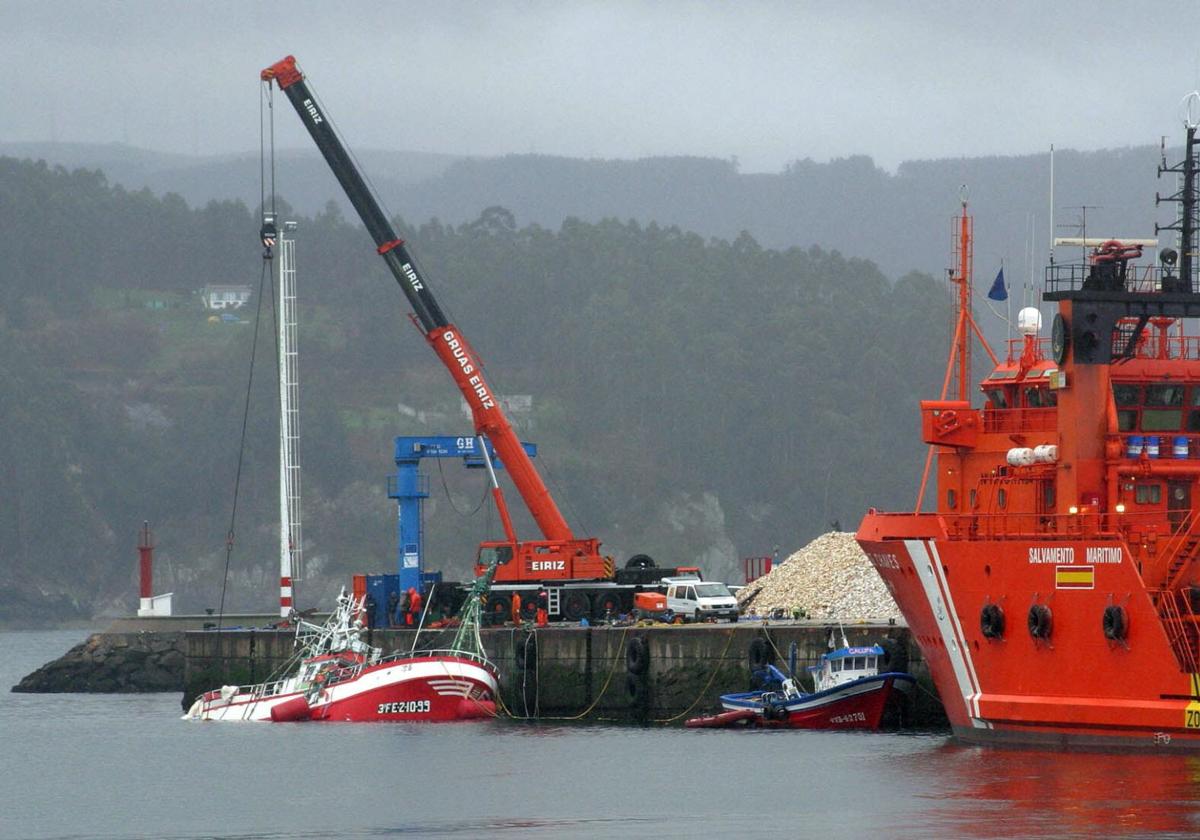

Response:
(858, 513), (1200, 749)
(310, 654), (498, 722)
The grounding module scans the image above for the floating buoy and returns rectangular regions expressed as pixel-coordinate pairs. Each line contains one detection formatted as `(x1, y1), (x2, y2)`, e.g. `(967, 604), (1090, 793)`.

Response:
(269, 695), (312, 722)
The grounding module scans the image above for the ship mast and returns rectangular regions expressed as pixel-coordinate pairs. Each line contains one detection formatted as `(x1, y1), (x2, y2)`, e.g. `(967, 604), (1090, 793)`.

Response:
(277, 220), (303, 617)
(950, 187), (974, 402)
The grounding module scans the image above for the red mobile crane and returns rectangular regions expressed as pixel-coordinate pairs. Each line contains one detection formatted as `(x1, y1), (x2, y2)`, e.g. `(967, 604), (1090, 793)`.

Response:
(260, 56), (614, 591)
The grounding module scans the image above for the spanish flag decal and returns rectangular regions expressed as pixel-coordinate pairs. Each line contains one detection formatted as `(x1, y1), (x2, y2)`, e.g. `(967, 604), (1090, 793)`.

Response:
(1055, 565), (1094, 590)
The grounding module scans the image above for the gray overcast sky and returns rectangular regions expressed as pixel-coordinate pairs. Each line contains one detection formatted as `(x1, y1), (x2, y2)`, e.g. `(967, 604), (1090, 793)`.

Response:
(4, 1), (1200, 172)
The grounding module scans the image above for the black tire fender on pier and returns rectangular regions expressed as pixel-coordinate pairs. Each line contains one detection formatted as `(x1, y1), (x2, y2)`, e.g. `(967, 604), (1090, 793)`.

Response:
(879, 637), (910, 672)
(626, 635), (650, 675)
(625, 671), (650, 707)
(980, 603), (1005, 640)
(1102, 604), (1128, 641)
(1027, 603), (1053, 640)
(748, 636), (774, 670)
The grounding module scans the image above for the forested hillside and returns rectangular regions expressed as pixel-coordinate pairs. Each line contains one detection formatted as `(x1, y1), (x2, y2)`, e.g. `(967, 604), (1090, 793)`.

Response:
(0, 156), (950, 621)
(2, 140), (1175, 290)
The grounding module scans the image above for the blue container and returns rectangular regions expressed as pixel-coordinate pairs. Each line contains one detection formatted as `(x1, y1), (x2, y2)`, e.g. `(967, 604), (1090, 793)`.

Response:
(1127, 435), (1144, 458)
(1146, 436), (1160, 459)
(1175, 436), (1190, 459)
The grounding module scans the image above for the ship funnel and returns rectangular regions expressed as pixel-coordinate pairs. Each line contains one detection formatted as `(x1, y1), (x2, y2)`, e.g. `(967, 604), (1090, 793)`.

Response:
(1017, 307), (1042, 336)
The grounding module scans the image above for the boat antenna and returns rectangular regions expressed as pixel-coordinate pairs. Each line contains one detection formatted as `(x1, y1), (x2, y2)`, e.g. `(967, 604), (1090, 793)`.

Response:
(1048, 144), (1055, 266)
(1157, 91), (1200, 292)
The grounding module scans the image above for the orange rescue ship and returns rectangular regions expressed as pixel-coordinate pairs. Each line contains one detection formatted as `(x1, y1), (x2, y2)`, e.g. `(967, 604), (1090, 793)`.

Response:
(858, 99), (1200, 749)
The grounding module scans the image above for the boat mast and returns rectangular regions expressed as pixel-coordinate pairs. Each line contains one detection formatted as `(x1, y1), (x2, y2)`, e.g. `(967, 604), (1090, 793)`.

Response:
(278, 220), (303, 617)
(951, 186), (974, 403)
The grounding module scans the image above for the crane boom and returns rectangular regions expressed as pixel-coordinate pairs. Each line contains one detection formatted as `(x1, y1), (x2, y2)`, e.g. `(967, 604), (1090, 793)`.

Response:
(261, 56), (610, 578)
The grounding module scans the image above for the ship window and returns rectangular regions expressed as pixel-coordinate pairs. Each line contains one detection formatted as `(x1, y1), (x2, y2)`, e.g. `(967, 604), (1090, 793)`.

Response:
(1189, 410), (1200, 432)
(1043, 483), (1055, 509)
(1112, 384), (1141, 406)
(1191, 388), (1200, 406)
(1142, 409), (1183, 431)
(1118, 410), (1137, 432)
(1024, 387), (1044, 408)
(998, 489), (1007, 509)
(947, 489), (957, 509)
(1135, 484), (1162, 504)
(985, 389), (1008, 409)
(1043, 390), (1058, 407)
(1146, 385), (1185, 407)
(969, 489), (978, 509)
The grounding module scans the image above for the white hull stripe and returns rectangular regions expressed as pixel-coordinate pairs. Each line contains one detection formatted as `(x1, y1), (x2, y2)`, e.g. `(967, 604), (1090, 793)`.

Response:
(318, 659), (497, 707)
(924, 540), (986, 723)
(721, 678), (892, 713)
(904, 539), (988, 728)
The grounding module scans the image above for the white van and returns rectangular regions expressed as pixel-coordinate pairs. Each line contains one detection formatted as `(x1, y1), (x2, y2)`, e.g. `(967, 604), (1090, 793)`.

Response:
(662, 576), (739, 622)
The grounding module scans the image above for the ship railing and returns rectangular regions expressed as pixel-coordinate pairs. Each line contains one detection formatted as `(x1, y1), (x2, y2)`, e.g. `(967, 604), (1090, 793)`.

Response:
(981, 407), (1056, 434)
(1045, 263), (1189, 294)
(1002, 338), (1052, 364)
(1150, 587), (1200, 674)
(376, 647), (494, 669)
(943, 508), (1175, 540)
(213, 677), (290, 701)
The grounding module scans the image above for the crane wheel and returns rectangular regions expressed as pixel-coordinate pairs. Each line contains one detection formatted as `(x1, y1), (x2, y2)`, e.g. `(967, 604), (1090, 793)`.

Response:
(563, 592), (591, 622)
(485, 594), (510, 627)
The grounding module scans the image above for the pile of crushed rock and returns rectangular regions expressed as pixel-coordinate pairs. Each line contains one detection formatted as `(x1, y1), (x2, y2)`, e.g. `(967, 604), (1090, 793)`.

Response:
(737, 532), (902, 622)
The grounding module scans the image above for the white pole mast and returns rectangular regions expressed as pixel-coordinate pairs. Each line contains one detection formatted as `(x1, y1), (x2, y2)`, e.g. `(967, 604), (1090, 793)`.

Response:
(278, 221), (303, 617)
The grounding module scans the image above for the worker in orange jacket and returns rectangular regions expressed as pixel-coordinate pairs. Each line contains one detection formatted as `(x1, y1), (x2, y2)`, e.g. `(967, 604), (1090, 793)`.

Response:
(406, 587), (422, 627)
(536, 588), (549, 627)
(511, 591), (522, 626)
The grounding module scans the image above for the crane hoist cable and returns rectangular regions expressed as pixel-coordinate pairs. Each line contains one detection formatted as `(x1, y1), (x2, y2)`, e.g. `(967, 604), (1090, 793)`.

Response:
(215, 81), (287, 627)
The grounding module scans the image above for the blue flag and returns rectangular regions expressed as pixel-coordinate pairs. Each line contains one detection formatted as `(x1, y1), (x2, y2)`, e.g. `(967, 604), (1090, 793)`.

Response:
(987, 267), (1007, 301)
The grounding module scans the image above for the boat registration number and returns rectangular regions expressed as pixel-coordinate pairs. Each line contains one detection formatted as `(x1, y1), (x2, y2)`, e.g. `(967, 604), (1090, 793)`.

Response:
(829, 711), (867, 725)
(1185, 707), (1200, 729)
(378, 700), (431, 715)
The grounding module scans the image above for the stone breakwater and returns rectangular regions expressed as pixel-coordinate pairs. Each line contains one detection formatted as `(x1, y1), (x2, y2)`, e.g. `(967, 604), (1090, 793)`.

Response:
(12, 632), (185, 693)
(738, 532), (903, 622)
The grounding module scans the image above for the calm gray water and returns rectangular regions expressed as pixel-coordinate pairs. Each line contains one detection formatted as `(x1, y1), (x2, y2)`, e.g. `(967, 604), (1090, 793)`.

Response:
(4, 629), (1200, 839)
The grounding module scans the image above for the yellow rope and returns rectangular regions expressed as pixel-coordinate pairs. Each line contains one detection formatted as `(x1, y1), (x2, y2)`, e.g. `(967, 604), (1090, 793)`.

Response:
(495, 625), (747, 725)
(651, 626), (739, 724)
(497, 625), (631, 721)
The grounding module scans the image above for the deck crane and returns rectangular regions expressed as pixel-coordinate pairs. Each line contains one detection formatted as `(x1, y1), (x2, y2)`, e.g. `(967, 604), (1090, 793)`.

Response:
(261, 56), (613, 588)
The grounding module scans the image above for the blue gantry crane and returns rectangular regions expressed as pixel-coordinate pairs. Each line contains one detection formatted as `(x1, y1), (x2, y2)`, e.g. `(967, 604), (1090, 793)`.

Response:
(387, 435), (537, 595)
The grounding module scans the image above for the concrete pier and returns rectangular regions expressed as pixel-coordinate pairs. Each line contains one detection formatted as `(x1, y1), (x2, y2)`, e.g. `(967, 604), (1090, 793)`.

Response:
(182, 621), (938, 724)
